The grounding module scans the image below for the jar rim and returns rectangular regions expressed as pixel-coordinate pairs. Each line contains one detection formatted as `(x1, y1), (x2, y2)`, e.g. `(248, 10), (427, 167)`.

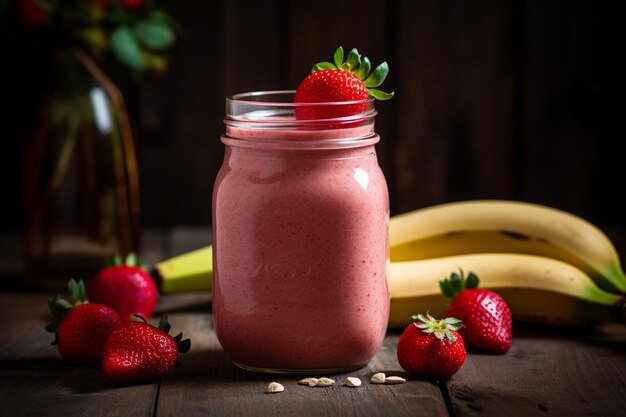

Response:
(226, 90), (375, 107)
(224, 90), (376, 127)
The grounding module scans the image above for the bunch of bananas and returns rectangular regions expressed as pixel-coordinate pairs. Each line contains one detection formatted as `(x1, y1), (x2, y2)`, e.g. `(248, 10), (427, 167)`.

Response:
(152, 200), (626, 327)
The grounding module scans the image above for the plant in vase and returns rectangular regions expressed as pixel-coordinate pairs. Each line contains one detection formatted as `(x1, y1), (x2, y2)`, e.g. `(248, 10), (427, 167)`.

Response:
(1, 0), (179, 287)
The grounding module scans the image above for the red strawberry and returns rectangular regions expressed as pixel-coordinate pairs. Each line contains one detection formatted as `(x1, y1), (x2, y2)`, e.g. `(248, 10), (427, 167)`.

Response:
(440, 270), (513, 353)
(45, 279), (122, 363)
(88, 253), (157, 321)
(294, 46), (393, 120)
(102, 315), (191, 384)
(397, 313), (466, 380)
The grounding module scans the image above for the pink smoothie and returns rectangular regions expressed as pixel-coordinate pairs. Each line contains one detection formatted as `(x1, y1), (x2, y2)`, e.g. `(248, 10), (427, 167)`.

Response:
(212, 123), (389, 372)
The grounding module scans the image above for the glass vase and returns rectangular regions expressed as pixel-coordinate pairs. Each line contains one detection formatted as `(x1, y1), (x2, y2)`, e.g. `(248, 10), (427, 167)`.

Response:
(21, 48), (140, 289)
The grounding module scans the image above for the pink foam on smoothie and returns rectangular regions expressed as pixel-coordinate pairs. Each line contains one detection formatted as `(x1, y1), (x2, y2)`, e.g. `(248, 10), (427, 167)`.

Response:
(212, 124), (389, 371)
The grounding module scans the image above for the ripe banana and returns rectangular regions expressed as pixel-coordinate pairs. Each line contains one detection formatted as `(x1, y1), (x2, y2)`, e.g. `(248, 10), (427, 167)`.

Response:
(151, 246), (213, 293)
(390, 200), (626, 294)
(388, 253), (624, 328)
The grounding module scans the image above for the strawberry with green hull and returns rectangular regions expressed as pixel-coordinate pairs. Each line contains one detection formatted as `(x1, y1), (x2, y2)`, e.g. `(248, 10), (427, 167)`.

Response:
(397, 313), (467, 380)
(441, 270), (513, 353)
(295, 46), (393, 121)
(88, 253), (157, 321)
(46, 279), (122, 363)
(102, 314), (191, 384)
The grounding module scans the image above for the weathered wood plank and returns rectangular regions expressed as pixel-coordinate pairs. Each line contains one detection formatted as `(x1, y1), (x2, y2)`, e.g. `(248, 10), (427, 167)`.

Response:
(0, 293), (159, 417)
(155, 312), (448, 417)
(446, 323), (626, 417)
(4, 291), (625, 417)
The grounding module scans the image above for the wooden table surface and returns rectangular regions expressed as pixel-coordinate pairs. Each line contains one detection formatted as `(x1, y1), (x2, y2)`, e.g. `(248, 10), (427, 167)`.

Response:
(1, 228), (625, 416)
(1, 291), (625, 417)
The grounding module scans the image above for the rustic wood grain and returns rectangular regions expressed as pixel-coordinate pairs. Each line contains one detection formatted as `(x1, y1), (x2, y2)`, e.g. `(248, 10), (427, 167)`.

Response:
(1, 289), (626, 417)
(155, 314), (448, 417)
(446, 323), (626, 417)
(0, 293), (159, 417)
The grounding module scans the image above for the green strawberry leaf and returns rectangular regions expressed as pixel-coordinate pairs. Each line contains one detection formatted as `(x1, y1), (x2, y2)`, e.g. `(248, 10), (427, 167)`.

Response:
(333, 46), (344, 69)
(363, 62), (389, 87)
(354, 56), (371, 80)
(311, 62), (337, 73)
(125, 252), (139, 267)
(368, 88), (394, 100)
(345, 48), (361, 72)
(111, 26), (146, 70)
(466, 271), (480, 289)
(135, 21), (175, 51)
(48, 296), (62, 319)
(68, 279), (87, 304)
(56, 298), (73, 310)
(159, 315), (171, 333)
(68, 279), (79, 304)
(44, 323), (58, 333)
(178, 338), (191, 353)
(439, 280), (455, 300)
(443, 317), (463, 324)
(113, 254), (123, 266)
(450, 273), (463, 293)
(130, 314), (148, 323)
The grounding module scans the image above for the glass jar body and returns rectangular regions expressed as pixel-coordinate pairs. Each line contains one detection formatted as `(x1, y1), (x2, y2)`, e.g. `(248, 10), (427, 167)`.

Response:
(212, 122), (390, 374)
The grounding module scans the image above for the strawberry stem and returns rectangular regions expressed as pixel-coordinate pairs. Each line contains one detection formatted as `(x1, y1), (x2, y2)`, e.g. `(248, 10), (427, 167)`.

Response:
(106, 252), (149, 271)
(45, 279), (88, 335)
(411, 312), (464, 343)
(439, 269), (480, 300)
(157, 315), (191, 353)
(159, 314), (171, 333)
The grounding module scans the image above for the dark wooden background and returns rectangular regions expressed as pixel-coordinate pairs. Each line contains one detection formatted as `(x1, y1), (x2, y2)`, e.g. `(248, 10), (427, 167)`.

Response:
(1, 0), (621, 232)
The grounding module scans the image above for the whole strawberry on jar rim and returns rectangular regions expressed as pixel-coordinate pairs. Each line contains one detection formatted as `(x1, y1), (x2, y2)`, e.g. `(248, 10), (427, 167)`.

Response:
(45, 279), (122, 363)
(294, 46), (394, 121)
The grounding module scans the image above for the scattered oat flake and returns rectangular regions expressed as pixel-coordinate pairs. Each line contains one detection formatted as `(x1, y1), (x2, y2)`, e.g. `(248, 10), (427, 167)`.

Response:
(315, 377), (335, 387)
(345, 377), (362, 387)
(298, 378), (316, 385)
(385, 376), (406, 384)
(266, 382), (284, 393)
(370, 372), (386, 384)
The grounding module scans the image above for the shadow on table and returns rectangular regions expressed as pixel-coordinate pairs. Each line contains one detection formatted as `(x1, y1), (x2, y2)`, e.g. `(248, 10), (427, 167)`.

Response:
(0, 357), (126, 394)
(509, 321), (626, 355)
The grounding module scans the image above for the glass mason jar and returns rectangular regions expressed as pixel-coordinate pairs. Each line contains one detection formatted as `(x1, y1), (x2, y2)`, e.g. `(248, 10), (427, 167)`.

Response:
(212, 91), (390, 374)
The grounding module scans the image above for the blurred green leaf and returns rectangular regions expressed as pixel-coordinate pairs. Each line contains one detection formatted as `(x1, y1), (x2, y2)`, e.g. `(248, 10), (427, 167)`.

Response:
(134, 21), (175, 51)
(111, 26), (146, 70)
(77, 27), (108, 51)
(143, 51), (168, 72)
